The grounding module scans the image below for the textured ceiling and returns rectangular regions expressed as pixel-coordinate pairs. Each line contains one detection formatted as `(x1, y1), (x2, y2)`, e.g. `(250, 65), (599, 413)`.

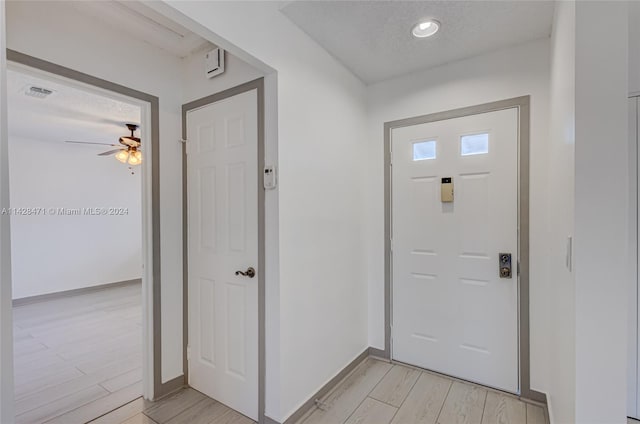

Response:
(281, 1), (555, 84)
(7, 68), (141, 150)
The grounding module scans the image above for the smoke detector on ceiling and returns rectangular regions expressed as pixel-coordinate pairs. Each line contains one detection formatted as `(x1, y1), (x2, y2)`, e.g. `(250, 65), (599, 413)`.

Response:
(25, 86), (54, 99)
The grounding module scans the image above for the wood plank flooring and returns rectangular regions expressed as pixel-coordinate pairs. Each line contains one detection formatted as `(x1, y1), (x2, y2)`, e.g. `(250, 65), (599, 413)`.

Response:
(89, 390), (252, 424)
(297, 358), (548, 424)
(98, 358), (548, 424)
(13, 283), (550, 424)
(13, 283), (142, 424)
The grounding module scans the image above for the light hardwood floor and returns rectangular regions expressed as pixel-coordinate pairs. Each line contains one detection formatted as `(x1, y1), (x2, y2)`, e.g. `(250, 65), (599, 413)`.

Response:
(13, 283), (142, 424)
(98, 358), (548, 424)
(88, 390), (251, 424)
(297, 358), (548, 424)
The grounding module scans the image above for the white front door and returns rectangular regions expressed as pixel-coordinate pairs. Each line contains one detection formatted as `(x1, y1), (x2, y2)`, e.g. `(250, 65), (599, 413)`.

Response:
(187, 89), (258, 420)
(391, 108), (519, 393)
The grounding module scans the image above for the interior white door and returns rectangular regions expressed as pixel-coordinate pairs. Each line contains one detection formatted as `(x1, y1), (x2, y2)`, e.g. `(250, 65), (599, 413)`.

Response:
(187, 89), (258, 420)
(391, 108), (519, 393)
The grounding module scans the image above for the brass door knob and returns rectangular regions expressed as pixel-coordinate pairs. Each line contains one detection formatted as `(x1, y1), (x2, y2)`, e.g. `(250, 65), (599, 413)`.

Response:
(235, 267), (256, 278)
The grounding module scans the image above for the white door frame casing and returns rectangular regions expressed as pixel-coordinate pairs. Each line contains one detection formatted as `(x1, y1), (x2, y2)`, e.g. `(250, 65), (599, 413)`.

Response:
(383, 96), (545, 403)
(181, 78), (266, 424)
(2, 49), (175, 402)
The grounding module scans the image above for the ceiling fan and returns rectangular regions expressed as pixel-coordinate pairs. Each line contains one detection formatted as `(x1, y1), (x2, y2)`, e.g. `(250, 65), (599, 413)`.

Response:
(65, 123), (142, 166)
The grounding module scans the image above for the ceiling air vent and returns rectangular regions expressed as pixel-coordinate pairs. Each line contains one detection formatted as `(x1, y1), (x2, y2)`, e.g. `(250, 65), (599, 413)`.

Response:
(25, 86), (53, 99)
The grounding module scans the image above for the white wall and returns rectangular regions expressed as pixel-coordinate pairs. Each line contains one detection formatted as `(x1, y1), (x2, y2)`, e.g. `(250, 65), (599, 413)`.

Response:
(630, 1), (640, 95)
(574, 2), (628, 422)
(5, 0), (185, 385)
(545, 2), (576, 422)
(0, 2), (15, 422)
(8, 135), (142, 299)
(545, 2), (630, 422)
(157, 2), (369, 422)
(365, 38), (551, 392)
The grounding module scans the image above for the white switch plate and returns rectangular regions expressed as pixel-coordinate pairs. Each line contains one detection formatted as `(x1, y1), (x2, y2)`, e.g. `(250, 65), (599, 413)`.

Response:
(264, 166), (277, 190)
(566, 236), (573, 271)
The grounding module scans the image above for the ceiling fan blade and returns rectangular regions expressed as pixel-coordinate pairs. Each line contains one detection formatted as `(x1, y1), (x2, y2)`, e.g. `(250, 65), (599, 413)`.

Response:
(98, 149), (125, 156)
(65, 140), (120, 147)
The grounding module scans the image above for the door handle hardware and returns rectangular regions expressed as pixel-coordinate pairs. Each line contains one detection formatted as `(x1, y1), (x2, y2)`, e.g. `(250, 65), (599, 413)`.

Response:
(499, 253), (512, 279)
(235, 267), (256, 278)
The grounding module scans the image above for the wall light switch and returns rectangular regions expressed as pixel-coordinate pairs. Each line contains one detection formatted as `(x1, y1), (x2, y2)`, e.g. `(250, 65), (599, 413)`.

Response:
(441, 177), (453, 202)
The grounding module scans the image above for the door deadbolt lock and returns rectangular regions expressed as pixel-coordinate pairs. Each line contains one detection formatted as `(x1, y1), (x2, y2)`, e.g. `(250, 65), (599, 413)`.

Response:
(499, 253), (512, 279)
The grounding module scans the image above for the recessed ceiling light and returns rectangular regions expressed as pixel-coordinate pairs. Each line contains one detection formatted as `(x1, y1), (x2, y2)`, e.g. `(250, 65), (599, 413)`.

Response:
(412, 20), (440, 38)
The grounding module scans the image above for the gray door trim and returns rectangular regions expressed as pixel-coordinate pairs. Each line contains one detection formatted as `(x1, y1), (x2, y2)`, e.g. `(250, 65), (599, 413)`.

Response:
(384, 95), (545, 403)
(182, 78), (266, 424)
(3, 49), (174, 397)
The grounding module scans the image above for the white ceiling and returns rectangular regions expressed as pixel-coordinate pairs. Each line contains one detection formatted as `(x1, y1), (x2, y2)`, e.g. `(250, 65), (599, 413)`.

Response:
(71, 1), (212, 58)
(7, 68), (141, 150)
(6, 0), (214, 156)
(281, 0), (555, 84)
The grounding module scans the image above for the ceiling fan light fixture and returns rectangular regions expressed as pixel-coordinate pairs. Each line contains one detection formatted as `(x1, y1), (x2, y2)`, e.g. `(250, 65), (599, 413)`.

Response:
(65, 123), (142, 166)
(115, 150), (129, 164)
(127, 151), (142, 166)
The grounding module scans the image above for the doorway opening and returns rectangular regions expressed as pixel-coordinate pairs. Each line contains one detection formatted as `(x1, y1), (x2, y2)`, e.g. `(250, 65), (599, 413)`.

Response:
(4, 1), (271, 422)
(384, 96), (545, 402)
(6, 50), (160, 423)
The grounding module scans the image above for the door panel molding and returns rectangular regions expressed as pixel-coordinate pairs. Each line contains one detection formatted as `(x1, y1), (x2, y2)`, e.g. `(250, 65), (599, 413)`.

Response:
(383, 96), (545, 403)
(182, 78), (265, 423)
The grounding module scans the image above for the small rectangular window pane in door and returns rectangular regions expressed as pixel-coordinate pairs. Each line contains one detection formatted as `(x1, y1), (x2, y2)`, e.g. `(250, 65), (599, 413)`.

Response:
(413, 140), (436, 161)
(461, 133), (489, 156)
